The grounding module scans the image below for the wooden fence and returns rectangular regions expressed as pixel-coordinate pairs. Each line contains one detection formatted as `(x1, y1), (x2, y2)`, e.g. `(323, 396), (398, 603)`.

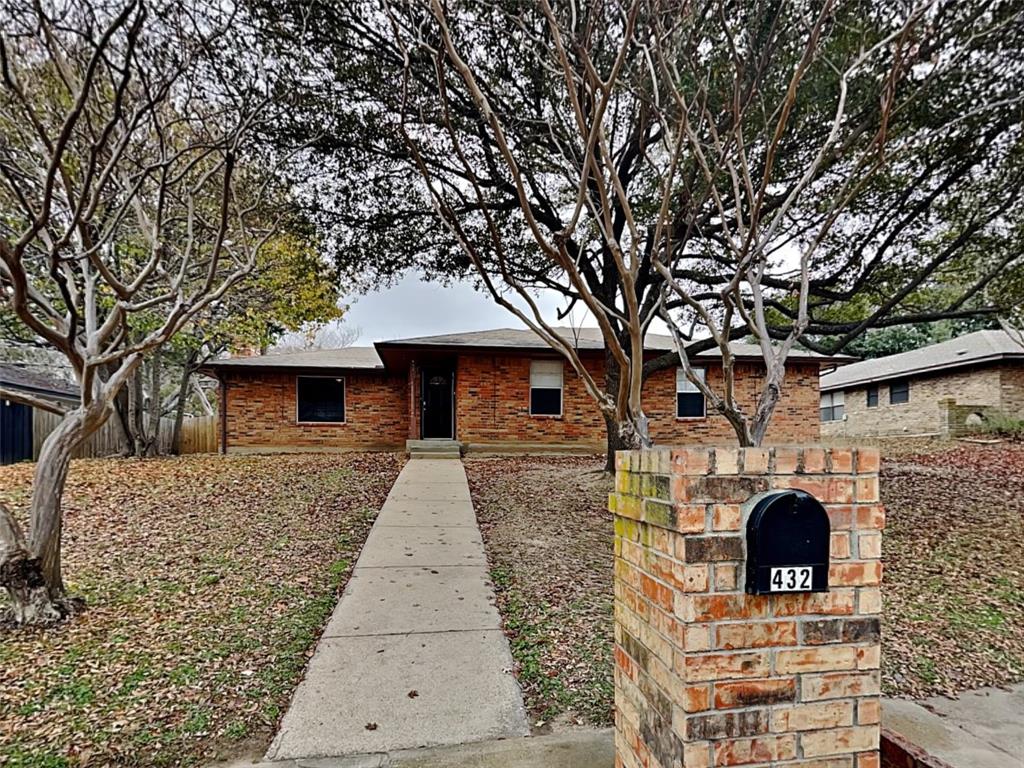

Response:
(179, 415), (218, 454)
(32, 410), (218, 459)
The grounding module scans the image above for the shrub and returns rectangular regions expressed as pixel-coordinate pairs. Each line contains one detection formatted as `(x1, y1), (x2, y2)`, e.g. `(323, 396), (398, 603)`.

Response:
(980, 411), (1024, 440)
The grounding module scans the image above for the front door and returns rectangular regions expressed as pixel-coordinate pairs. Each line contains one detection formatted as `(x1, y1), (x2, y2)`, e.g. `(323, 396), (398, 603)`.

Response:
(421, 367), (454, 439)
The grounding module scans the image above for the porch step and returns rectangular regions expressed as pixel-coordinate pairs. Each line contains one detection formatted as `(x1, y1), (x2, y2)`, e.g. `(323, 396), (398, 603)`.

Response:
(406, 439), (464, 459)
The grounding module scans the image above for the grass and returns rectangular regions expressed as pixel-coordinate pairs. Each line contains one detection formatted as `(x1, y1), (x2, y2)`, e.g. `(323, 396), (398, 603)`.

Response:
(976, 410), (1024, 440)
(0, 452), (404, 767)
(466, 442), (1024, 726)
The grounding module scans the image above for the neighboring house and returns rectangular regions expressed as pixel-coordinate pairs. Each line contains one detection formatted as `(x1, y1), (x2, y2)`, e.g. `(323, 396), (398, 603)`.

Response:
(819, 329), (1024, 439)
(0, 363), (79, 465)
(201, 327), (836, 454)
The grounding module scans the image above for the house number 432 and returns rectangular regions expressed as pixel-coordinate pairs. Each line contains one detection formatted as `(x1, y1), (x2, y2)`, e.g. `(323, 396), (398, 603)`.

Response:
(769, 566), (813, 592)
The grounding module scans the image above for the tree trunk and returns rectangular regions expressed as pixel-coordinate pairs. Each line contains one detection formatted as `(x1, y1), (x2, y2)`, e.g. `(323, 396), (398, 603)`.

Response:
(145, 349), (162, 457)
(601, 346), (652, 471)
(170, 352), (198, 455)
(1, 405), (106, 624)
(105, 363), (134, 457)
(128, 366), (148, 457)
(0, 503), (61, 625)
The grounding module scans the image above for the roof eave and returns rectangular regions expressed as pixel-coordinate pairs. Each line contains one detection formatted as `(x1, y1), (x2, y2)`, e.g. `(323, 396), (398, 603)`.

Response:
(820, 351), (1023, 391)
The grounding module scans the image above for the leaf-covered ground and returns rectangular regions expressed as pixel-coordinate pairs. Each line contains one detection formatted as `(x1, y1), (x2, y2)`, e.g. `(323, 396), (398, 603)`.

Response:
(465, 442), (1024, 727)
(881, 442), (1024, 698)
(0, 452), (404, 767)
(465, 456), (614, 729)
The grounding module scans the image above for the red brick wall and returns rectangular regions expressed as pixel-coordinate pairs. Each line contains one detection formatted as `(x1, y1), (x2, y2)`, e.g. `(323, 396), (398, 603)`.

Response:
(455, 353), (607, 445)
(222, 370), (408, 451)
(220, 353), (822, 451)
(455, 352), (821, 448)
(613, 446), (884, 768)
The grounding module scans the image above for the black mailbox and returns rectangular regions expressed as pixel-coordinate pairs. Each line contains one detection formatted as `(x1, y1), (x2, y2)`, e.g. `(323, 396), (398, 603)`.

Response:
(745, 490), (830, 595)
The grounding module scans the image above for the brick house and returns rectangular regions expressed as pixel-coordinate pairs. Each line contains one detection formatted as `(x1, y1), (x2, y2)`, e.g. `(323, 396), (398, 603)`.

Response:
(202, 327), (835, 454)
(819, 329), (1024, 439)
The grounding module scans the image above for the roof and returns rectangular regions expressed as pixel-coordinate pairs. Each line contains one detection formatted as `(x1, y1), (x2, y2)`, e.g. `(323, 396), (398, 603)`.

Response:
(820, 329), (1024, 392)
(202, 326), (842, 374)
(0, 362), (79, 401)
(377, 326), (837, 360)
(202, 346), (384, 371)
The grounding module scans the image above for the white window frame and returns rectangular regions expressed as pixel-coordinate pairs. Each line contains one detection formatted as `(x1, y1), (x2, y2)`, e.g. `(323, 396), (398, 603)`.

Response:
(676, 367), (707, 420)
(295, 375), (347, 425)
(820, 391), (845, 422)
(529, 359), (564, 417)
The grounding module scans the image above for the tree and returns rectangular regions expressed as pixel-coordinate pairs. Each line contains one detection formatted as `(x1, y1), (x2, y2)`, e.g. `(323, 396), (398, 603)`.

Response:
(121, 230), (345, 457)
(260, 0), (1024, 461)
(0, 0), (287, 623)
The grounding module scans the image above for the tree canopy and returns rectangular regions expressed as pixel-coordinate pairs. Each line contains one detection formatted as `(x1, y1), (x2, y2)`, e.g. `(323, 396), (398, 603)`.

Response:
(258, 0), (1024, 449)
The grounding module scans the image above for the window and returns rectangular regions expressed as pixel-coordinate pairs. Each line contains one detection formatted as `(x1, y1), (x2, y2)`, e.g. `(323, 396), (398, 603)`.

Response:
(866, 385), (879, 408)
(676, 367), (706, 418)
(820, 391), (845, 422)
(890, 379), (910, 405)
(297, 376), (346, 422)
(529, 360), (563, 416)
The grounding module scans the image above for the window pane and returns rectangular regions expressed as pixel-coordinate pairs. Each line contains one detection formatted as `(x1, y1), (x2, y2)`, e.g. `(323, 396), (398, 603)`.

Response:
(820, 393), (833, 408)
(890, 380), (909, 404)
(820, 407), (832, 422)
(834, 405), (844, 420)
(867, 386), (878, 407)
(297, 377), (345, 422)
(677, 392), (705, 418)
(530, 387), (562, 415)
(676, 367), (706, 393)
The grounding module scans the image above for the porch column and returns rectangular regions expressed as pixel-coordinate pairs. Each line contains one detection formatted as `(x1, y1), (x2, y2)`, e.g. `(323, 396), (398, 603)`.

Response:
(408, 359), (419, 440)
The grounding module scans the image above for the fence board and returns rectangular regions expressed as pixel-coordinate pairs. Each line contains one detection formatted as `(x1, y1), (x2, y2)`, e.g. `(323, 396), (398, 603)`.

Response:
(32, 410), (218, 459)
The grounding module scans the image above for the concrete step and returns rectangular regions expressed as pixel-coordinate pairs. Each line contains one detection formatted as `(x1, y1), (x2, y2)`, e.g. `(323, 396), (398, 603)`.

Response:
(406, 439), (463, 458)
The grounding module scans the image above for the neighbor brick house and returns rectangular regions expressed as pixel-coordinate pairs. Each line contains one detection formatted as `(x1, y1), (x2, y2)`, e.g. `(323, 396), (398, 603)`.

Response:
(202, 327), (836, 454)
(819, 329), (1024, 439)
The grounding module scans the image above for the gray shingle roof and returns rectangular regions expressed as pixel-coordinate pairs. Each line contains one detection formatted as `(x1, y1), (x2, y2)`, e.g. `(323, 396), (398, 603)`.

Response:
(820, 329), (1024, 392)
(202, 346), (384, 371)
(0, 362), (79, 400)
(203, 326), (840, 373)
(378, 326), (834, 360)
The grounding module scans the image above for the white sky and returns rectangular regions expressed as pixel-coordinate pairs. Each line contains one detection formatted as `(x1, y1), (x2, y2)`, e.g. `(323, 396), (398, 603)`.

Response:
(342, 271), (610, 343)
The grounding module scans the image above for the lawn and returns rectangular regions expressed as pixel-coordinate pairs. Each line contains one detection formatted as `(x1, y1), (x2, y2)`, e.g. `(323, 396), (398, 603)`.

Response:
(464, 442), (1024, 728)
(0, 452), (404, 767)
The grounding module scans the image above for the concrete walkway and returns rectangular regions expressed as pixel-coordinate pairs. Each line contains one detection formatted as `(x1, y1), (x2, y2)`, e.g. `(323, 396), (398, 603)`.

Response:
(266, 459), (529, 762)
(883, 683), (1024, 768)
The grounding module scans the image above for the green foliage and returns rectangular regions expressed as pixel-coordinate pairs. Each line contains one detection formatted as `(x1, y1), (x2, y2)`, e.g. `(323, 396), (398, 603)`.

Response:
(257, 0), (1024, 352)
(978, 411), (1024, 440)
(191, 232), (344, 355)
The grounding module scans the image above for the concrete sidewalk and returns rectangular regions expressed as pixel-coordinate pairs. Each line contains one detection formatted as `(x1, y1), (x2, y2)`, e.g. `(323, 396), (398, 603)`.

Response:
(883, 684), (1024, 768)
(266, 460), (529, 762)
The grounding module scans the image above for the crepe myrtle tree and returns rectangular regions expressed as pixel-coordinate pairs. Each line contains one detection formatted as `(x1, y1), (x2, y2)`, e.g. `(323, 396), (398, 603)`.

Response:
(0, 0), (285, 623)
(377, 0), (1024, 456)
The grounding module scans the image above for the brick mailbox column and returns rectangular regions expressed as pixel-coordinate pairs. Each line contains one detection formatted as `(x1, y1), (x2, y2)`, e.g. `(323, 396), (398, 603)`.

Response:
(612, 446), (883, 768)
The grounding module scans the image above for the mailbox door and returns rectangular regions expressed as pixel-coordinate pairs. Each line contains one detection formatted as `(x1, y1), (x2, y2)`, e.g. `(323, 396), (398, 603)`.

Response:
(745, 490), (830, 595)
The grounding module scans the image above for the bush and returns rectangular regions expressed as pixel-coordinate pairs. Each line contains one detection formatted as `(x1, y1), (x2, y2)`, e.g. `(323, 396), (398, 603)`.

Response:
(980, 411), (1024, 440)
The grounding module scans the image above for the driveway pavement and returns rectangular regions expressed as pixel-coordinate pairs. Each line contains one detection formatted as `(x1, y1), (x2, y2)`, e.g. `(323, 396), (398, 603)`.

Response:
(883, 684), (1024, 768)
(265, 459), (529, 761)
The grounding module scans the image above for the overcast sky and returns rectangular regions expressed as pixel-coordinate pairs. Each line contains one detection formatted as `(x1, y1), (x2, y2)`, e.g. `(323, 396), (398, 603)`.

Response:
(342, 272), (594, 343)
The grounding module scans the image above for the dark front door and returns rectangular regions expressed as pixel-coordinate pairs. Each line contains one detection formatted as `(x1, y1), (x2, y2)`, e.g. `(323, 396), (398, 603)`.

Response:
(1, 400), (33, 465)
(421, 367), (454, 439)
